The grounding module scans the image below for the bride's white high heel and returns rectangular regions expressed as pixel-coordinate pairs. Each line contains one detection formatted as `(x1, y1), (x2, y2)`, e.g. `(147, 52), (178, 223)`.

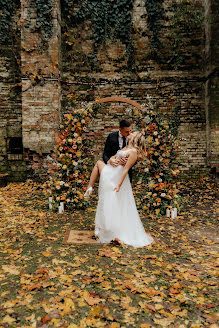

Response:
(84, 187), (93, 199)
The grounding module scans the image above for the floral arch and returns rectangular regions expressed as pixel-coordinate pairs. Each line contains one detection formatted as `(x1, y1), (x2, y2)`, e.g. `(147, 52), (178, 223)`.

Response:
(46, 97), (180, 216)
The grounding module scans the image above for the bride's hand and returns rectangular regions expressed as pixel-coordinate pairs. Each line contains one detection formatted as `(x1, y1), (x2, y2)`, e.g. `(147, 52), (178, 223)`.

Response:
(109, 158), (120, 167)
(114, 185), (120, 192)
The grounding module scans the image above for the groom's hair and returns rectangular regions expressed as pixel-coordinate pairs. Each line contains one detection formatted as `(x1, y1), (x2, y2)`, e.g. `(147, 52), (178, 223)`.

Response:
(119, 120), (131, 128)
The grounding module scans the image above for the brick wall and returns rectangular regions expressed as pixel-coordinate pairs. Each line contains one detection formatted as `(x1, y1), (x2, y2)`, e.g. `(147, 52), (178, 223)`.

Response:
(0, 1), (26, 181)
(0, 0), (218, 180)
(61, 0), (208, 177)
(20, 0), (61, 176)
(209, 0), (219, 172)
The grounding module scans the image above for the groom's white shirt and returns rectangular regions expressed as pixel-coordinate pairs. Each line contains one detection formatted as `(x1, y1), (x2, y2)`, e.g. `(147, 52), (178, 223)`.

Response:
(118, 131), (127, 149)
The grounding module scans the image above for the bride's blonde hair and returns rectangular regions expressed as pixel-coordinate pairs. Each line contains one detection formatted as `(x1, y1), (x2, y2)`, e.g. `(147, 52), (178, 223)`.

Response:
(128, 131), (147, 161)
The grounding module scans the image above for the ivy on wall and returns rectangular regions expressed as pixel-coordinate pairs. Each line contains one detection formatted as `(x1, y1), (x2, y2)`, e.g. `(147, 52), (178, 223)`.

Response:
(61, 0), (136, 69)
(144, 0), (164, 58)
(29, 0), (54, 42)
(0, 0), (205, 68)
(167, 0), (204, 69)
(0, 0), (14, 44)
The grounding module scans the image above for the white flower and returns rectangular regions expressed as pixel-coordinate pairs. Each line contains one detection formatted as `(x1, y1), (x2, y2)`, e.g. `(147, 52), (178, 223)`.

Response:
(144, 167), (149, 172)
(144, 116), (151, 124)
(154, 131), (158, 136)
(161, 193), (166, 197)
(158, 178), (162, 182)
(60, 181), (65, 186)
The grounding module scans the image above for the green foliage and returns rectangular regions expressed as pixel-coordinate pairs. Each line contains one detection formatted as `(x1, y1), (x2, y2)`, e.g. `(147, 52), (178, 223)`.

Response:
(145, 0), (164, 57)
(29, 0), (54, 42)
(167, 0), (204, 69)
(0, 0), (14, 44)
(61, 0), (135, 69)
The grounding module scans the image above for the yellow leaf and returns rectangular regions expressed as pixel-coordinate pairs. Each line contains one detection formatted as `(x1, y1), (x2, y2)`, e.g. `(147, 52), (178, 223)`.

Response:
(78, 298), (86, 307)
(50, 319), (61, 325)
(155, 303), (163, 310)
(109, 323), (120, 328)
(89, 305), (102, 317)
(153, 317), (174, 326)
(1, 291), (10, 297)
(42, 251), (52, 257)
(111, 247), (121, 254)
(100, 281), (112, 290)
(2, 265), (20, 275)
(2, 315), (16, 324)
(61, 298), (75, 315)
(84, 292), (102, 306)
(140, 324), (151, 328)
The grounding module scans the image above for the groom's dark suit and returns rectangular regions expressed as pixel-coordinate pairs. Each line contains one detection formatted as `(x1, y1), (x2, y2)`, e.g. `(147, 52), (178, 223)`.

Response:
(103, 131), (133, 182)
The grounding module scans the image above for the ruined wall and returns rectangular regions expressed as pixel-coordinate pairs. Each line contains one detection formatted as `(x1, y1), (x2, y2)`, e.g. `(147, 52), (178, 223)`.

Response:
(21, 0), (61, 177)
(209, 0), (219, 172)
(0, 0), (218, 180)
(61, 0), (207, 176)
(0, 1), (26, 181)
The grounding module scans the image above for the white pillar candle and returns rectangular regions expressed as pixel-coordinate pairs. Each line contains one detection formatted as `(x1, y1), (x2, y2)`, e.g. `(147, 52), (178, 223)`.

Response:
(166, 208), (170, 217)
(49, 197), (53, 210)
(173, 207), (177, 218)
(171, 208), (175, 219)
(58, 205), (63, 214)
(60, 202), (64, 212)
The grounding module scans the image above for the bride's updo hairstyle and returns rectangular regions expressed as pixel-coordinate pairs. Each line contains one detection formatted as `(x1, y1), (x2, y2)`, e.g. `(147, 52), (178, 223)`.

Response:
(128, 131), (147, 161)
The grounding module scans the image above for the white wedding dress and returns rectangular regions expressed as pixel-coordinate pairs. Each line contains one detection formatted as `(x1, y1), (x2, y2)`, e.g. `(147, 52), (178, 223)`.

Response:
(95, 149), (154, 247)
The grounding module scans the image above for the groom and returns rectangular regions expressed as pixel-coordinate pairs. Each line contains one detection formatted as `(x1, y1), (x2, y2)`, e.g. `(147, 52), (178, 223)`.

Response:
(103, 119), (133, 182)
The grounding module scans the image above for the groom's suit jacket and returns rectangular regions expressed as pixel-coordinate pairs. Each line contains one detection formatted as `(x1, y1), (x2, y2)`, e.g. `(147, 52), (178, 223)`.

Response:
(103, 131), (133, 182)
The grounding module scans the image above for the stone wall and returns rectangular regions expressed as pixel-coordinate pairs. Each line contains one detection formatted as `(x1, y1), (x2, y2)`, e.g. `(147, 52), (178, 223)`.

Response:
(61, 0), (208, 176)
(0, 1), (26, 181)
(209, 0), (219, 173)
(20, 0), (61, 178)
(0, 0), (218, 180)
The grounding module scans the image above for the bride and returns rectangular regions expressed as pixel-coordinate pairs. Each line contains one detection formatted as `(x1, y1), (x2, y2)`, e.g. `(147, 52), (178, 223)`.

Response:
(84, 131), (154, 247)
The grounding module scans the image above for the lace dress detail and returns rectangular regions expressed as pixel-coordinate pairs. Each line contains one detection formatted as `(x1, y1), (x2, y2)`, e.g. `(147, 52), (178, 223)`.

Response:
(95, 149), (154, 247)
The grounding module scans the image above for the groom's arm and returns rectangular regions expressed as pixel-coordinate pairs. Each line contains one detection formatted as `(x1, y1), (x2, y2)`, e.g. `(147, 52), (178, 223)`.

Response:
(103, 134), (112, 164)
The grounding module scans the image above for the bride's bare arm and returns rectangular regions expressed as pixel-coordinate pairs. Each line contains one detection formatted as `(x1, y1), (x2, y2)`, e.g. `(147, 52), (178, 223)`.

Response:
(114, 149), (137, 192)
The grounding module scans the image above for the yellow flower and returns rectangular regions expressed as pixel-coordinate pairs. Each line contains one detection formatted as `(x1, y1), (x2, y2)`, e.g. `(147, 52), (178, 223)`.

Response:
(62, 165), (67, 170)
(76, 151), (81, 157)
(147, 136), (153, 144)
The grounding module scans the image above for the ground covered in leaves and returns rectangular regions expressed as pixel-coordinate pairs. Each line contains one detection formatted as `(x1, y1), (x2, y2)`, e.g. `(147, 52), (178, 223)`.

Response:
(0, 178), (218, 328)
